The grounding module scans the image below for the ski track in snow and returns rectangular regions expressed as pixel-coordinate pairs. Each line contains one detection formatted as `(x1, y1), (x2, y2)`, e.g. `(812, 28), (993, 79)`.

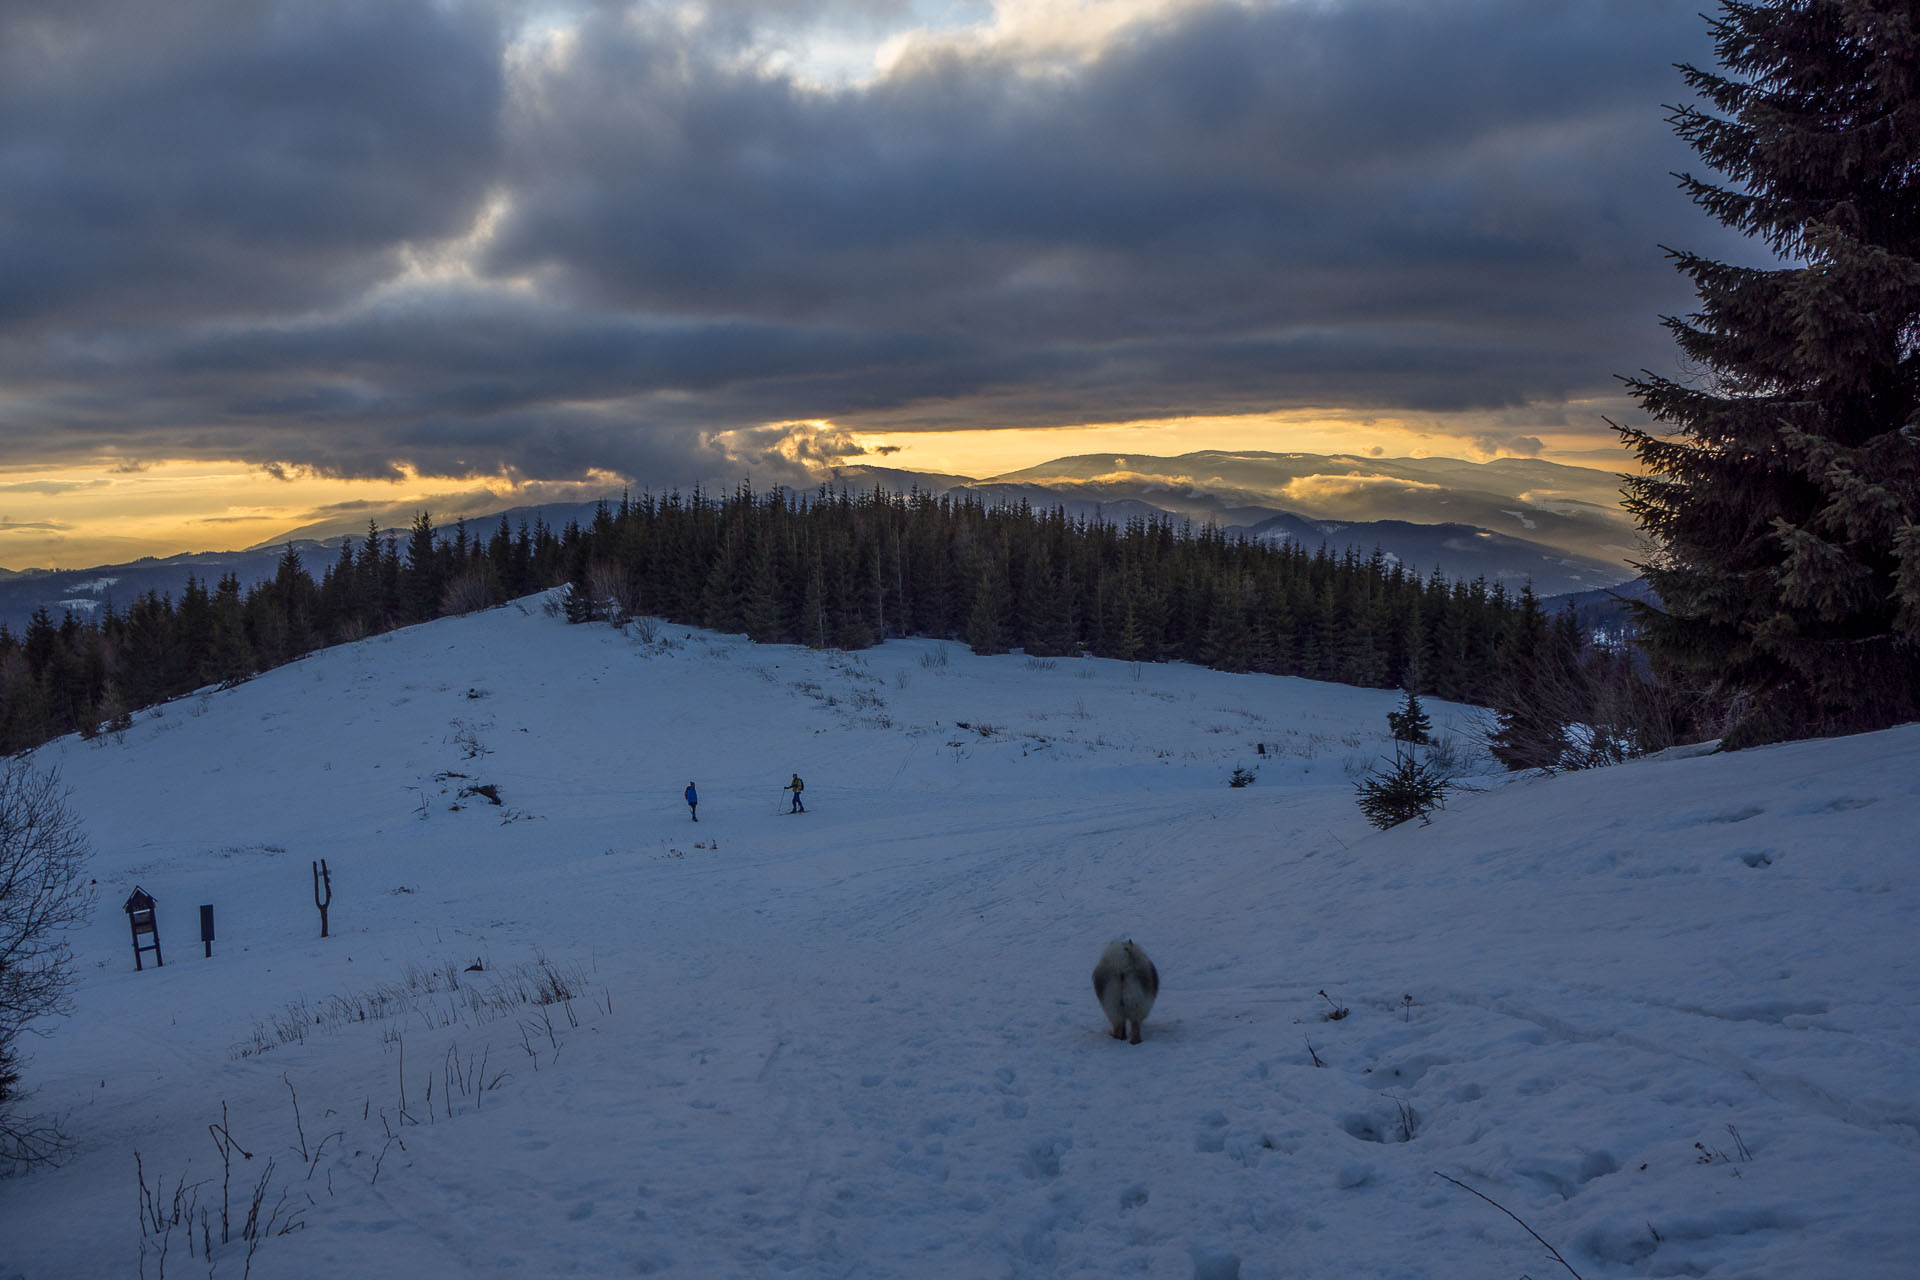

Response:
(1, 600), (1916, 1278)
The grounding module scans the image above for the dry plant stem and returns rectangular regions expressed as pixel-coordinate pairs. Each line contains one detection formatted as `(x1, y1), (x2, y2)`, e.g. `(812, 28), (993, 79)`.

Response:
(1384, 1094), (1417, 1143)
(135, 1151), (212, 1277)
(208, 1100), (254, 1245)
(477, 1045), (497, 1109)
(1434, 1170), (1584, 1280)
(135, 1151), (168, 1278)
(371, 1133), (403, 1186)
(284, 1073), (308, 1161)
(306, 1130), (342, 1181)
(240, 1160), (270, 1248)
(519, 1022), (540, 1070)
(238, 1157), (304, 1279)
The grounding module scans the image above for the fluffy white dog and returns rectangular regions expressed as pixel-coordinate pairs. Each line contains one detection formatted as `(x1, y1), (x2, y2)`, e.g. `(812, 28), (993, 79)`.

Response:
(1092, 939), (1159, 1044)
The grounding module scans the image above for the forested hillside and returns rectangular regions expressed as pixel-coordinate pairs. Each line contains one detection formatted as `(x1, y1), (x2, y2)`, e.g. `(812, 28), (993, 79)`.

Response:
(0, 486), (1593, 754)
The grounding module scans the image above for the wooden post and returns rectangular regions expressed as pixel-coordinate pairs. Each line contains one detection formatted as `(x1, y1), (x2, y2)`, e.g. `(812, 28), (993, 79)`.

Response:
(312, 859), (332, 938)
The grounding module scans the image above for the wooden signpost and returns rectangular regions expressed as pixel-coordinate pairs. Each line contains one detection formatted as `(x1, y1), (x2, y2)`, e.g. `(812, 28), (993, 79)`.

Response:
(125, 887), (162, 970)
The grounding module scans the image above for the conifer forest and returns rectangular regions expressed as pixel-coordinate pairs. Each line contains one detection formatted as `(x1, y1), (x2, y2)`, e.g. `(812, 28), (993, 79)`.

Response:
(0, 487), (1588, 755)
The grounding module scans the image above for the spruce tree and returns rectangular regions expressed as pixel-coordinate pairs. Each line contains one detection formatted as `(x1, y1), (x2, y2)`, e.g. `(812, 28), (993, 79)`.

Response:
(965, 565), (1009, 655)
(404, 511), (441, 623)
(799, 567), (830, 649)
(1386, 687), (1432, 746)
(1618, 1), (1920, 745)
(741, 545), (785, 643)
(210, 575), (253, 686)
(1201, 580), (1254, 672)
(1026, 562), (1079, 657)
(1354, 743), (1450, 830)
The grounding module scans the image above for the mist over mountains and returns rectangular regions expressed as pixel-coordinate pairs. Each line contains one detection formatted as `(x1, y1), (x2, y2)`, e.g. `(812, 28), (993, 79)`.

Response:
(837, 451), (1637, 593)
(0, 451), (1638, 634)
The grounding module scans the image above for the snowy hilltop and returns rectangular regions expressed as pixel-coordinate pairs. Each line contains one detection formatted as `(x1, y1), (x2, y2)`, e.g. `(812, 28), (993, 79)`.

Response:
(1, 598), (1915, 1278)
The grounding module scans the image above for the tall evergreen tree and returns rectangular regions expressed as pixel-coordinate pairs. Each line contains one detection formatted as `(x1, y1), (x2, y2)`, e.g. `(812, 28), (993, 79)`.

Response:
(210, 574), (253, 685)
(741, 543), (785, 643)
(1618, 1), (1920, 745)
(1201, 576), (1254, 672)
(175, 576), (215, 686)
(403, 512), (442, 623)
(799, 566), (830, 649)
(964, 564), (1009, 656)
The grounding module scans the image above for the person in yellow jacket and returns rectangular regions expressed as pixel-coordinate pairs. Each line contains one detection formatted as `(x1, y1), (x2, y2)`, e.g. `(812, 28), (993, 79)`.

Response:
(786, 773), (805, 813)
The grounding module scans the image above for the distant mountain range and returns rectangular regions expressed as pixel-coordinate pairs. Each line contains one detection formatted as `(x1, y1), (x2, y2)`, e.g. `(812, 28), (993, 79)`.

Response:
(0, 450), (1644, 635)
(928, 450), (1639, 566)
(831, 450), (1641, 595)
(0, 545), (338, 638)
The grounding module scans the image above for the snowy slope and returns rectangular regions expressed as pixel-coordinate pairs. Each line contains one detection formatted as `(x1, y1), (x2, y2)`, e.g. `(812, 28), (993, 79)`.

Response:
(0, 599), (1915, 1279)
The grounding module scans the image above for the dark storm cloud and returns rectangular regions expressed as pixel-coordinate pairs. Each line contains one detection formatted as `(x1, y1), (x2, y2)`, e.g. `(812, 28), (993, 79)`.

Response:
(494, 0), (1724, 337)
(0, 0), (503, 329)
(2, 0), (1742, 483)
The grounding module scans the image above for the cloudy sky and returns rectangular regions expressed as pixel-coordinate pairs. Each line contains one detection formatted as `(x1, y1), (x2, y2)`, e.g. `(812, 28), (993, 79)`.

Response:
(0, 0), (1747, 566)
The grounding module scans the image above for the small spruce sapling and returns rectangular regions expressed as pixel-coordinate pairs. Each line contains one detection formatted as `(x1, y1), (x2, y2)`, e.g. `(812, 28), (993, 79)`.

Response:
(1386, 688), (1432, 746)
(1355, 744), (1451, 829)
(1357, 691), (1452, 829)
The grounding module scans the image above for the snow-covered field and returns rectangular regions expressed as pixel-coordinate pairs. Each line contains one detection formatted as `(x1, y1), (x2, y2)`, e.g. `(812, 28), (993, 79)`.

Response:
(2, 598), (1916, 1278)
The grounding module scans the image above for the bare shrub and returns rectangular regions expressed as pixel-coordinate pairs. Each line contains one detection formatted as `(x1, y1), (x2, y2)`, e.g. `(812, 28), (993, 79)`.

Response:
(1424, 732), (1471, 773)
(441, 567), (493, 616)
(1487, 633), (1687, 772)
(1, 761), (96, 1170)
(584, 561), (630, 624)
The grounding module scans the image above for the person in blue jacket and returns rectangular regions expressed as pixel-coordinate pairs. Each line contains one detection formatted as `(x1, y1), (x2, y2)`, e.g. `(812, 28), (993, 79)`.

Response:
(685, 781), (698, 822)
